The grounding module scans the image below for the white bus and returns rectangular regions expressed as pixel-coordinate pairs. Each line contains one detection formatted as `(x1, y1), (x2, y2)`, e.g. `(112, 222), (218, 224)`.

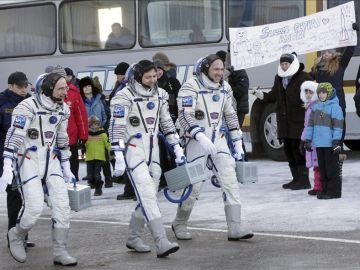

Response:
(0, 0), (359, 160)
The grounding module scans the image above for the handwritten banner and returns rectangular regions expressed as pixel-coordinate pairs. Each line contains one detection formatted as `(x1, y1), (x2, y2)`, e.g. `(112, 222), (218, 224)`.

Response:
(229, 1), (357, 70)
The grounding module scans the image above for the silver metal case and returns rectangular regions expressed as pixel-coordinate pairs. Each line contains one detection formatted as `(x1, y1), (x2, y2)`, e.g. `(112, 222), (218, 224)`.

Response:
(164, 162), (206, 192)
(235, 161), (258, 184)
(67, 184), (91, 211)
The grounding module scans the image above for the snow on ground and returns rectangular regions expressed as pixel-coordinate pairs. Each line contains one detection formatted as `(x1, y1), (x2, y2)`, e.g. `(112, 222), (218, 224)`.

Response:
(0, 150), (359, 233)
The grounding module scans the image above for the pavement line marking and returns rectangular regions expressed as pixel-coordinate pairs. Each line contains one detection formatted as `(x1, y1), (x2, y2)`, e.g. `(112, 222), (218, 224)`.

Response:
(1, 214), (359, 245)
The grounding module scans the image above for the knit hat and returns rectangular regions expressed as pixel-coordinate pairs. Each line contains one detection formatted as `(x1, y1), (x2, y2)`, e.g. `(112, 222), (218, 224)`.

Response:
(153, 59), (165, 71)
(152, 52), (170, 65)
(51, 65), (67, 78)
(64, 67), (74, 77)
(316, 82), (335, 101)
(114, 62), (130, 75)
(216, 50), (227, 63)
(45, 66), (54, 73)
(280, 53), (295, 64)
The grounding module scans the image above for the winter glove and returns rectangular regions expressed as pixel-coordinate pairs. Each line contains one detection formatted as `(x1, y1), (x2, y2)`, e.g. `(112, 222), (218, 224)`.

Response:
(249, 87), (264, 100)
(114, 151), (126, 177)
(61, 160), (75, 183)
(332, 140), (341, 154)
(173, 144), (186, 164)
(299, 141), (305, 156)
(304, 140), (313, 152)
(353, 22), (359, 32)
(195, 132), (217, 156)
(233, 139), (245, 160)
(77, 139), (86, 150)
(0, 158), (13, 192)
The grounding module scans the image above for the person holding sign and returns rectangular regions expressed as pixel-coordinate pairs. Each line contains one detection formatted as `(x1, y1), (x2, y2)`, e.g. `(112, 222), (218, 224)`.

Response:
(250, 52), (312, 190)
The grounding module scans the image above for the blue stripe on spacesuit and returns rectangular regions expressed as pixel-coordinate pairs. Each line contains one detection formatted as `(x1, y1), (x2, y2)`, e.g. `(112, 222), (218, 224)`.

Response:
(21, 175), (38, 185)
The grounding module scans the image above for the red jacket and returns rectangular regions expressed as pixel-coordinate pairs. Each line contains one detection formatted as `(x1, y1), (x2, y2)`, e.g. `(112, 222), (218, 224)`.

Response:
(65, 83), (88, 145)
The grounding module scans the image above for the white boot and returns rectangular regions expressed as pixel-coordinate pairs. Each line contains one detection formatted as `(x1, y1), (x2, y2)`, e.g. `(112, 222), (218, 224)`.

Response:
(126, 213), (151, 253)
(148, 218), (179, 258)
(53, 228), (77, 266)
(225, 205), (254, 241)
(8, 226), (28, 263)
(172, 208), (192, 240)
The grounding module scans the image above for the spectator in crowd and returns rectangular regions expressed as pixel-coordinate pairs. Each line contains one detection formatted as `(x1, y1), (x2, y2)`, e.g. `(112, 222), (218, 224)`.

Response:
(109, 62), (130, 103)
(79, 76), (107, 188)
(305, 82), (344, 199)
(154, 59), (181, 190)
(104, 22), (134, 49)
(152, 52), (177, 79)
(310, 23), (359, 146)
(64, 67), (80, 89)
(92, 76), (113, 188)
(189, 24), (206, 43)
(0, 71), (34, 249)
(217, 49), (249, 159)
(51, 66), (88, 182)
(250, 52), (312, 190)
(299, 81), (321, 196)
(85, 116), (111, 196)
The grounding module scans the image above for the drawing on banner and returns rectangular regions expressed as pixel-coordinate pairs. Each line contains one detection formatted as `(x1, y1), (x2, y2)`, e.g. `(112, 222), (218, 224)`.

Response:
(229, 1), (357, 70)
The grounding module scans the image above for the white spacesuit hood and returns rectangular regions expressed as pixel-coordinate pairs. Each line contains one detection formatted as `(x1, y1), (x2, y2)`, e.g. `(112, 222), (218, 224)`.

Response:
(38, 93), (63, 111)
(200, 73), (223, 90)
(132, 81), (158, 97)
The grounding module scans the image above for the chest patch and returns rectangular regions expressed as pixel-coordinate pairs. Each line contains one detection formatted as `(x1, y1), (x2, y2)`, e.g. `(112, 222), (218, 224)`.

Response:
(129, 116), (140, 127)
(182, 96), (193, 107)
(49, 116), (58, 124)
(146, 117), (155, 125)
(195, 110), (205, 120)
(13, 115), (26, 129)
(113, 105), (125, 118)
(44, 131), (54, 139)
(27, 128), (39, 139)
(210, 112), (219, 120)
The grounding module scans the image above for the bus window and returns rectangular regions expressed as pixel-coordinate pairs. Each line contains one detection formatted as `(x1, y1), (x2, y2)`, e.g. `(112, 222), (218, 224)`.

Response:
(227, 0), (304, 28)
(0, 3), (56, 58)
(327, 0), (360, 56)
(60, 0), (135, 53)
(139, 0), (222, 47)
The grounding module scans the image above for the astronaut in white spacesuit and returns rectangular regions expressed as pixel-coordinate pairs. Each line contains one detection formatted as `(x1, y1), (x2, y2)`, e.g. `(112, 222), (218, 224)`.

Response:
(109, 60), (185, 257)
(0, 73), (77, 266)
(172, 54), (254, 241)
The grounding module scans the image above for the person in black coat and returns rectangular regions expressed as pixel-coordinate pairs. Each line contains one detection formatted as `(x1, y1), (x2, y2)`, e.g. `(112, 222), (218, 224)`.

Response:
(0, 72), (34, 248)
(250, 52), (312, 190)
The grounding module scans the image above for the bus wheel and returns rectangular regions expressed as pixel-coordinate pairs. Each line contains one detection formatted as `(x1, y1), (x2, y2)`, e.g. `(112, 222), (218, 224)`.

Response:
(259, 103), (286, 161)
(344, 140), (360, 151)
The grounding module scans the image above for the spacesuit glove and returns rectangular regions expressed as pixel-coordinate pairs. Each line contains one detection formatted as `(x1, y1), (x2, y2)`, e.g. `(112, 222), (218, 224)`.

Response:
(61, 160), (75, 183)
(304, 140), (313, 152)
(249, 87), (264, 100)
(233, 140), (245, 160)
(332, 140), (341, 154)
(114, 151), (126, 177)
(195, 132), (217, 156)
(0, 158), (13, 192)
(173, 144), (186, 165)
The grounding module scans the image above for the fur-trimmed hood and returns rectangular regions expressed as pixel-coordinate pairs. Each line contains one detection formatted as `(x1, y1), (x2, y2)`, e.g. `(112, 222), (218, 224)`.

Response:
(300, 81), (319, 103)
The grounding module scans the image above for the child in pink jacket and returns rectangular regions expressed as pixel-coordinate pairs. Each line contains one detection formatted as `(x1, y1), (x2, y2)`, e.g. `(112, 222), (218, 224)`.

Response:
(300, 81), (322, 195)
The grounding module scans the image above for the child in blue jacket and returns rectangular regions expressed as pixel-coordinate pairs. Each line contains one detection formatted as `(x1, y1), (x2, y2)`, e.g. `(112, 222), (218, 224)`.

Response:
(305, 82), (344, 199)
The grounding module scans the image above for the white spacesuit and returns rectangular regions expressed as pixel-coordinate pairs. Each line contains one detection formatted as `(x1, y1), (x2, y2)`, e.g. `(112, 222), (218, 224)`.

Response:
(0, 73), (77, 266)
(172, 54), (254, 241)
(109, 60), (184, 257)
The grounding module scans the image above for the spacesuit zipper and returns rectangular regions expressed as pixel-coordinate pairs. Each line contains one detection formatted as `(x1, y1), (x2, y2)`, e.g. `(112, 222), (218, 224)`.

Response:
(41, 146), (51, 185)
(147, 134), (154, 166)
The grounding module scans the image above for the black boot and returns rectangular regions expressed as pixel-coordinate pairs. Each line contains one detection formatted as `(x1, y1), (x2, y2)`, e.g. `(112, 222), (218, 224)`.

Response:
(289, 165), (310, 190)
(282, 166), (298, 189)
